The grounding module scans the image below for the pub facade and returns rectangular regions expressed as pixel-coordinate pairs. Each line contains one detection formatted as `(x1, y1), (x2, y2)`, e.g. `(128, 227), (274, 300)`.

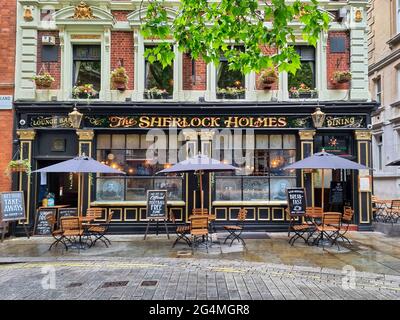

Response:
(13, 0), (375, 234)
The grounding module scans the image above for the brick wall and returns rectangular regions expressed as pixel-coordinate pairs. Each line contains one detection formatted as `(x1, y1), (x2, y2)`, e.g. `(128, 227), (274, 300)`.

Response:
(0, 0), (16, 192)
(327, 31), (350, 90)
(112, 10), (129, 21)
(37, 31), (61, 89)
(255, 46), (279, 90)
(111, 31), (134, 90)
(182, 54), (207, 90)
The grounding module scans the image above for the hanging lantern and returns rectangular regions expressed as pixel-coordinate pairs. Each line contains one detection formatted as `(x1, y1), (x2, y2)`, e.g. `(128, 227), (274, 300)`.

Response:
(311, 107), (326, 128)
(68, 107), (83, 129)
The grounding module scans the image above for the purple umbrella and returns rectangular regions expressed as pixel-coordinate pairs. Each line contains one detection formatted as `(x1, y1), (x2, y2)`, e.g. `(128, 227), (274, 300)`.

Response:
(284, 150), (369, 209)
(157, 154), (238, 212)
(386, 159), (400, 166)
(33, 155), (125, 215)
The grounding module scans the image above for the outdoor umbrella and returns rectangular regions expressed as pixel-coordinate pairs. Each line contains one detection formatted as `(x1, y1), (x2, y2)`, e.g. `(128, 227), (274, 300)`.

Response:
(283, 150), (369, 209)
(386, 159), (400, 166)
(157, 154), (238, 213)
(33, 155), (125, 215)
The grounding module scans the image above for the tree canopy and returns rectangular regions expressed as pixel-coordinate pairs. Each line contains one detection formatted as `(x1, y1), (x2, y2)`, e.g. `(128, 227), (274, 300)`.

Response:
(140, 0), (330, 74)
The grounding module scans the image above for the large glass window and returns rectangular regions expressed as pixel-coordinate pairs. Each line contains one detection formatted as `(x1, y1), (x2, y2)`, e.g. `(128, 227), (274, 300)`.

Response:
(288, 46), (317, 99)
(96, 133), (183, 201)
(144, 45), (173, 99)
(214, 134), (297, 201)
(217, 47), (245, 99)
(375, 77), (382, 106)
(73, 45), (101, 98)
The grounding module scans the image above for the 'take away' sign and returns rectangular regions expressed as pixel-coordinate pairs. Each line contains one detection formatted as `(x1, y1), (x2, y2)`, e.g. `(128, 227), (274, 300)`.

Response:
(0, 192), (26, 222)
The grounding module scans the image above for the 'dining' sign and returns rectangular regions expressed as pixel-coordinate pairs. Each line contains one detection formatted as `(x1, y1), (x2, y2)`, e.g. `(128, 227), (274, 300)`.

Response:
(146, 190), (167, 219)
(286, 188), (306, 215)
(0, 192), (26, 222)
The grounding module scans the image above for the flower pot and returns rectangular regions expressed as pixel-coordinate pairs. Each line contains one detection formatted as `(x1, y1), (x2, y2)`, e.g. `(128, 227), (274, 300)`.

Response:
(335, 77), (351, 84)
(261, 76), (277, 85)
(9, 164), (28, 173)
(113, 81), (126, 91)
(35, 79), (53, 89)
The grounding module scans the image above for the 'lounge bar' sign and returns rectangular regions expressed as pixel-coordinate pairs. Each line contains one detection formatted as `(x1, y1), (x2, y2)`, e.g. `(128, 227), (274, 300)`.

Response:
(27, 114), (366, 129)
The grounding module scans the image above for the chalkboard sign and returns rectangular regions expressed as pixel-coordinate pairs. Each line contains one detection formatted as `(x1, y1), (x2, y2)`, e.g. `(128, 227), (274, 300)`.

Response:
(34, 208), (56, 236)
(286, 188), (306, 215)
(0, 192), (26, 222)
(329, 182), (345, 205)
(146, 190), (167, 220)
(58, 208), (78, 225)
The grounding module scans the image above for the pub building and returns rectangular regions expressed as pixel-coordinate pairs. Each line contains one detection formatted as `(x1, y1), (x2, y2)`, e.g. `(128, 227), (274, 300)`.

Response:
(12, 1), (376, 234)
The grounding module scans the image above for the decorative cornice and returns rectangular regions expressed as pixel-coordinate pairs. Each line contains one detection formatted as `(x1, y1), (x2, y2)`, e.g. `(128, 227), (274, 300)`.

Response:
(76, 129), (94, 141)
(17, 129), (36, 140)
(298, 130), (316, 141)
(369, 48), (400, 75)
(354, 130), (372, 141)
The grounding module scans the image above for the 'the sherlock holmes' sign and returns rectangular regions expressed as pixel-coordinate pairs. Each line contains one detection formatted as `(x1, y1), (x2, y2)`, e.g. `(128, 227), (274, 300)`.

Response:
(26, 115), (366, 129)
(0, 192), (26, 222)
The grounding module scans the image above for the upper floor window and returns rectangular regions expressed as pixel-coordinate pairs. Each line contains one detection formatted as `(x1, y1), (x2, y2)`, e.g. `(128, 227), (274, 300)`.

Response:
(72, 45), (101, 99)
(374, 77), (382, 106)
(288, 46), (317, 99)
(217, 46), (245, 99)
(373, 134), (383, 171)
(144, 45), (174, 99)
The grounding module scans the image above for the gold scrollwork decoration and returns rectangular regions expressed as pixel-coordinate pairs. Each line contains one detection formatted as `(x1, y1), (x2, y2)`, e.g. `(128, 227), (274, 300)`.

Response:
(73, 1), (94, 20)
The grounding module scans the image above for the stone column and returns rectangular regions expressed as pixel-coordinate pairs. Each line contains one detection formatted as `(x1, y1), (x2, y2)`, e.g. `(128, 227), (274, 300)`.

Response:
(354, 130), (373, 230)
(299, 130), (316, 207)
(76, 129), (94, 215)
(16, 129), (36, 225)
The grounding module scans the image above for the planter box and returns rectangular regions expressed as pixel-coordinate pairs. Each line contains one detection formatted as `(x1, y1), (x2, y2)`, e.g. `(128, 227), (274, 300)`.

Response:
(289, 92), (318, 99)
(216, 93), (246, 100)
(144, 92), (172, 100)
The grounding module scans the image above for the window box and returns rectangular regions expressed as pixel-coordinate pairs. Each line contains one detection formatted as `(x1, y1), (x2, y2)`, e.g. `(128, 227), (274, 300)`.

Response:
(143, 92), (172, 100)
(216, 92), (245, 100)
(289, 91), (318, 99)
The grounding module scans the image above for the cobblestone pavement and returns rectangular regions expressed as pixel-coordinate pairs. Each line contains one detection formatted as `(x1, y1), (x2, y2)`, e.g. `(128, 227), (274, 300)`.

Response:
(0, 257), (399, 300)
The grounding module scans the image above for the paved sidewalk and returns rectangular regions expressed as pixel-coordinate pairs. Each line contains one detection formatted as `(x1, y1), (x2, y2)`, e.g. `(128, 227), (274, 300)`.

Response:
(0, 257), (399, 300)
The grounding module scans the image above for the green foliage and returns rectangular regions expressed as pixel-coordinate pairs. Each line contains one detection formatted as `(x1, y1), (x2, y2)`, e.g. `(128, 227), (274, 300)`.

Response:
(288, 62), (314, 89)
(141, 0), (329, 74)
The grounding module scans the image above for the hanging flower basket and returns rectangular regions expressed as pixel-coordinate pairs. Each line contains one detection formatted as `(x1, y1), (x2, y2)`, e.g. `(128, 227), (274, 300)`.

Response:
(111, 67), (129, 91)
(258, 69), (278, 89)
(5, 159), (31, 176)
(333, 71), (352, 84)
(32, 72), (55, 89)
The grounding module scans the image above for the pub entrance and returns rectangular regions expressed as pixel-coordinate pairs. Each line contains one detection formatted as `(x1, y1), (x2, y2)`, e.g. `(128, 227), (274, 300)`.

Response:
(36, 160), (78, 208)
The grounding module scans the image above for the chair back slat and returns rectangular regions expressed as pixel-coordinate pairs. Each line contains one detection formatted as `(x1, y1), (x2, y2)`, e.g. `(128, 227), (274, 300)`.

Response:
(343, 207), (354, 222)
(192, 208), (208, 215)
(237, 209), (247, 222)
(322, 212), (341, 225)
(86, 207), (103, 219)
(191, 216), (208, 230)
(60, 217), (80, 231)
(391, 200), (400, 209)
(306, 207), (323, 215)
(106, 211), (114, 224)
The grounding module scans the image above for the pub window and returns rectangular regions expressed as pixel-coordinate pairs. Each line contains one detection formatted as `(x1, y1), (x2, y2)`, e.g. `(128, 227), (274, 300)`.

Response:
(73, 45), (101, 98)
(214, 134), (296, 202)
(96, 133), (183, 201)
(288, 46), (317, 98)
(144, 45), (174, 99)
(217, 46), (245, 99)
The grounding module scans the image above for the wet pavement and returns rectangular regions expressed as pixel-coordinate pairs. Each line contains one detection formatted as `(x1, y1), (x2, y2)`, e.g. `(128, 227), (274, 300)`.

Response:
(0, 232), (400, 299)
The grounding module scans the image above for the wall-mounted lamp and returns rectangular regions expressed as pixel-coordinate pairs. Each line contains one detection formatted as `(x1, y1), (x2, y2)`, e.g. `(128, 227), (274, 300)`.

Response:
(68, 107), (83, 129)
(311, 107), (326, 128)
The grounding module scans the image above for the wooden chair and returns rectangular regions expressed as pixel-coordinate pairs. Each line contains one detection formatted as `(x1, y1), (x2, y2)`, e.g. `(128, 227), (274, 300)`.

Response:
(46, 213), (67, 251)
(170, 211), (191, 247)
(190, 216), (209, 251)
(60, 217), (84, 250)
(313, 212), (342, 250)
(192, 208), (208, 215)
(88, 211), (113, 247)
(86, 207), (103, 219)
(287, 209), (315, 246)
(223, 209), (247, 247)
(338, 207), (354, 245)
(388, 200), (400, 224)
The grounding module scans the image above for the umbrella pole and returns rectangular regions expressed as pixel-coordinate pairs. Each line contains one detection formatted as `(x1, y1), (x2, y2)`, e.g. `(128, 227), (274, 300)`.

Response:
(199, 170), (204, 213)
(321, 169), (325, 211)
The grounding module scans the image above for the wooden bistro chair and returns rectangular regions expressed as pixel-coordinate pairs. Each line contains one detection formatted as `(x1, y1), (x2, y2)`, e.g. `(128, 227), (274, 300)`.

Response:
(388, 200), (400, 224)
(60, 217), (84, 250)
(223, 209), (247, 247)
(287, 210), (314, 246)
(87, 211), (114, 247)
(46, 213), (67, 251)
(170, 211), (191, 248)
(338, 207), (354, 245)
(313, 212), (342, 250)
(190, 216), (210, 251)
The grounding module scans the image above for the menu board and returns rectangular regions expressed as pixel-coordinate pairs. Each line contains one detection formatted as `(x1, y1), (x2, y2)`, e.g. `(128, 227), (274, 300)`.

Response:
(58, 208), (78, 225)
(329, 182), (345, 205)
(146, 190), (167, 220)
(34, 208), (56, 236)
(0, 192), (26, 222)
(286, 188), (306, 215)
